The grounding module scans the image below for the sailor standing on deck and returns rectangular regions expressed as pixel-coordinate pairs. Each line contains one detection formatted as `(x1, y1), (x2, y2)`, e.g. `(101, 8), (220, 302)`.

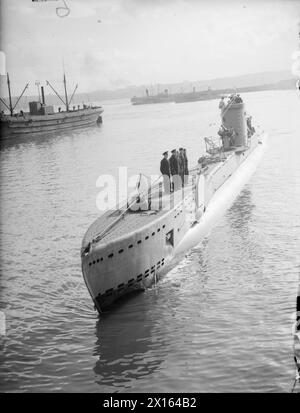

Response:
(183, 148), (189, 185)
(176, 150), (182, 188)
(160, 151), (171, 193)
(219, 96), (225, 111)
(178, 148), (185, 187)
(169, 149), (180, 191)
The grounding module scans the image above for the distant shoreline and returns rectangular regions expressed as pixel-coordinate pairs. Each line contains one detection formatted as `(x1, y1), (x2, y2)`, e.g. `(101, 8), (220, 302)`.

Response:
(0, 76), (296, 111)
(130, 80), (295, 105)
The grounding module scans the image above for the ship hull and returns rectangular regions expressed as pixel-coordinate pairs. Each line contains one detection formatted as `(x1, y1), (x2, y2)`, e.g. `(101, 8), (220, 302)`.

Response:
(82, 133), (261, 313)
(131, 96), (175, 105)
(82, 205), (189, 312)
(0, 107), (103, 138)
(174, 92), (218, 103)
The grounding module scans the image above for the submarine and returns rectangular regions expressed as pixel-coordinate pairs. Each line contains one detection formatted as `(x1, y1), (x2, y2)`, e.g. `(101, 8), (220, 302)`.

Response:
(81, 93), (265, 313)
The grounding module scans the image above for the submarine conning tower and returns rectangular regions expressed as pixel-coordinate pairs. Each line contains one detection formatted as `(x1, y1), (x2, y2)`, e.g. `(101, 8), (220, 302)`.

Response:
(221, 98), (247, 147)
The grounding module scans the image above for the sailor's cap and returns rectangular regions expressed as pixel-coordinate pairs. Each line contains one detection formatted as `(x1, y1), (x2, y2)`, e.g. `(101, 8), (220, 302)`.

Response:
(179, 147), (184, 151)
(162, 151), (168, 156)
(171, 149), (176, 153)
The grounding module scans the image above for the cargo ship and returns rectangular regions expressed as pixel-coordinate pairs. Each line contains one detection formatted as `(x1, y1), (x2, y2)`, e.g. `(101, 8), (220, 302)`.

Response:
(130, 88), (218, 105)
(131, 88), (175, 105)
(174, 87), (218, 103)
(0, 73), (103, 137)
(81, 94), (264, 313)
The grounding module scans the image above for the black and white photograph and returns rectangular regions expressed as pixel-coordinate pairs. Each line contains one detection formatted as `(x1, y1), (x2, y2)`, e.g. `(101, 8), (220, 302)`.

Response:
(0, 0), (300, 396)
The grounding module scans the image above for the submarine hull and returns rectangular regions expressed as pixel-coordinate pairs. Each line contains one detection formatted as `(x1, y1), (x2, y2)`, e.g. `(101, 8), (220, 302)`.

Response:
(82, 131), (261, 313)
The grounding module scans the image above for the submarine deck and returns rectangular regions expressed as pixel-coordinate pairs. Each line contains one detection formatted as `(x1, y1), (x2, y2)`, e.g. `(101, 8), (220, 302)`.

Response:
(82, 183), (194, 249)
(81, 150), (235, 250)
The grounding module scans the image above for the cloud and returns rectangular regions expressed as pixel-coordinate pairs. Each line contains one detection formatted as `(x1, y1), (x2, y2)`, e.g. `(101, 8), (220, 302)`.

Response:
(0, 51), (6, 75)
(1, 0), (298, 93)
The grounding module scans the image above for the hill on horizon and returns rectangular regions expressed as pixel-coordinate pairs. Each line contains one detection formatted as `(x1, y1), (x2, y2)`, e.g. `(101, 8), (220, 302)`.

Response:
(0, 70), (295, 110)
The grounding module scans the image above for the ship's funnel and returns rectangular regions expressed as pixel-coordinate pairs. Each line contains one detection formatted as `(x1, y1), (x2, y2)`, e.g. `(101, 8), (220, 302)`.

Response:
(221, 100), (247, 147)
(41, 86), (45, 105)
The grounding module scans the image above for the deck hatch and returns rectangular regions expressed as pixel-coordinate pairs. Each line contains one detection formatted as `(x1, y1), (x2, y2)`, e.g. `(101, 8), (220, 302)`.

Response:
(166, 229), (174, 247)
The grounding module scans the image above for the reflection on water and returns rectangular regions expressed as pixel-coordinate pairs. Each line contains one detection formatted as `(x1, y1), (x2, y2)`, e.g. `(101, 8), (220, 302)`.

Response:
(0, 124), (103, 151)
(93, 305), (164, 391)
(227, 188), (255, 231)
(226, 188), (264, 266)
(0, 91), (300, 392)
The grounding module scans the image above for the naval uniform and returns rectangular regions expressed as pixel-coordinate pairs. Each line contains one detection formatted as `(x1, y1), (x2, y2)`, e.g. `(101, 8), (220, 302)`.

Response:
(184, 153), (189, 185)
(160, 157), (171, 193)
(178, 153), (185, 187)
(169, 154), (180, 191)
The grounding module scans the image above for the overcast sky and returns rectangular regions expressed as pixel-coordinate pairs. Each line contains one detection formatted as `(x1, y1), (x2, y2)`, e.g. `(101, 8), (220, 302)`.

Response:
(0, 0), (299, 95)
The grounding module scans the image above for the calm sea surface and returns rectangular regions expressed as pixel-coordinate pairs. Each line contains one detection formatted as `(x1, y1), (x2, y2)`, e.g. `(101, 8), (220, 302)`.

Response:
(0, 90), (299, 392)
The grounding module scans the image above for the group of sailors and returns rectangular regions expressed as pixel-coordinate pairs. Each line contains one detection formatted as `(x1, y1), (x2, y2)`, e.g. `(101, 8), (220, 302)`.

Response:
(229, 93), (243, 104)
(58, 104), (92, 112)
(218, 93), (256, 148)
(218, 93), (243, 111)
(160, 148), (189, 193)
(217, 124), (236, 149)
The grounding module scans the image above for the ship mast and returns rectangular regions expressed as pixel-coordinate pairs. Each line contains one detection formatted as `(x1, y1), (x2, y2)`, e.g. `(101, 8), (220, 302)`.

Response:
(63, 72), (69, 112)
(0, 73), (28, 116)
(7, 73), (13, 116)
(46, 71), (77, 112)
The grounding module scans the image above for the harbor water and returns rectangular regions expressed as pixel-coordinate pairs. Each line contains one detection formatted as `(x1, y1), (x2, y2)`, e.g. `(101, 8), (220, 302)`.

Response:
(0, 90), (299, 392)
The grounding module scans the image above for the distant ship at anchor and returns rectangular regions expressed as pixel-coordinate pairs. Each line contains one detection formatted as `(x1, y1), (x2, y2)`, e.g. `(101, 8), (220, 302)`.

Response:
(0, 72), (103, 138)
